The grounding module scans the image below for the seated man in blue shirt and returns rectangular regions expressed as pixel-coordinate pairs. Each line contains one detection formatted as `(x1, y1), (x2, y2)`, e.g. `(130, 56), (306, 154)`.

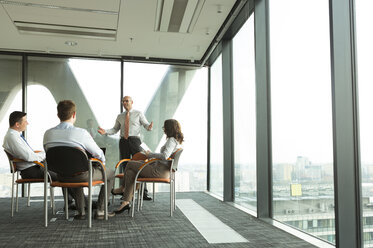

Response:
(43, 100), (115, 220)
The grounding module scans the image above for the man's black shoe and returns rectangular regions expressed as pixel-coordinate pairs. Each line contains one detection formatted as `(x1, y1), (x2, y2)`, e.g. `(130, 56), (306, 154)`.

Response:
(143, 194), (152, 201)
(74, 214), (86, 220)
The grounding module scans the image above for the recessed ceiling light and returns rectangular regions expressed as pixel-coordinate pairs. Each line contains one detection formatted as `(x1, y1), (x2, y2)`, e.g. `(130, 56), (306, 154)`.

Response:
(65, 41), (77, 46)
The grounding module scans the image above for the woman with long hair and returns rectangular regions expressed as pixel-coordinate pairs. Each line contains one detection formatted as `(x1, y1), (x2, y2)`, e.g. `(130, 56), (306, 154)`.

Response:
(113, 119), (184, 214)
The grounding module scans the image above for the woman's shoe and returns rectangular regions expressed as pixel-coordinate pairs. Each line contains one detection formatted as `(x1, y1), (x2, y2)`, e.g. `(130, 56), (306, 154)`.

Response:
(111, 188), (123, 196)
(114, 203), (131, 214)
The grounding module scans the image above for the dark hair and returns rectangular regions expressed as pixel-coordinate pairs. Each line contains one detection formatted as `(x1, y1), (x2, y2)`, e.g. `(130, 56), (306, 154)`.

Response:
(57, 100), (76, 121)
(9, 111), (26, 127)
(163, 119), (184, 144)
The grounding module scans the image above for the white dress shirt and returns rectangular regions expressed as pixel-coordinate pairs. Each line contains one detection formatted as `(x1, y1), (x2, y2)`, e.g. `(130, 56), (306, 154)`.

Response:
(3, 128), (45, 170)
(105, 109), (151, 138)
(148, 137), (179, 160)
(43, 122), (105, 163)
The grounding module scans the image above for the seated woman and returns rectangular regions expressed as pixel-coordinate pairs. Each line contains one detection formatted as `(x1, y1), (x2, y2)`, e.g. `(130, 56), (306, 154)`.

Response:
(113, 119), (184, 214)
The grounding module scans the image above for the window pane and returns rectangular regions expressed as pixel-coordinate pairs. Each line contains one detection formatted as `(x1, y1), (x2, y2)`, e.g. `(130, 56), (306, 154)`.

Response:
(173, 68), (208, 191)
(210, 55), (224, 197)
(123, 62), (207, 192)
(0, 55), (22, 197)
(355, 1), (373, 247)
(233, 16), (256, 211)
(27, 57), (121, 196)
(270, 0), (335, 243)
(123, 62), (169, 112)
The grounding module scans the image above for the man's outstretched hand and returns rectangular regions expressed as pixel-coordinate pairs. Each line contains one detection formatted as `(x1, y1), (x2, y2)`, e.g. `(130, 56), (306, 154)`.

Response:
(97, 127), (106, 135)
(148, 122), (153, 131)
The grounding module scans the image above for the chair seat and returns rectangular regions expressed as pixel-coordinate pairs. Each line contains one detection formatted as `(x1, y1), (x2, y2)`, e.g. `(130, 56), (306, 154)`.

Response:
(115, 173), (124, 179)
(137, 178), (170, 183)
(51, 180), (104, 187)
(16, 178), (44, 183)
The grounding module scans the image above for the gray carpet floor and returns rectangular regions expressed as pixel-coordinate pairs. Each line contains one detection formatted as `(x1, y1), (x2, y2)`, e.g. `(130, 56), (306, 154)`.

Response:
(0, 192), (316, 248)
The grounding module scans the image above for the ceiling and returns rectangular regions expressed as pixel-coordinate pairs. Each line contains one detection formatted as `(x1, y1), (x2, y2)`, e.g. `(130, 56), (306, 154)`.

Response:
(0, 0), (241, 64)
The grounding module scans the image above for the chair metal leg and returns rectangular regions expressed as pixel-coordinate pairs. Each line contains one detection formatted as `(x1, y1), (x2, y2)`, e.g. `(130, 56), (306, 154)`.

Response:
(137, 184), (141, 212)
(64, 188), (69, 220)
(140, 183), (145, 211)
(131, 182), (136, 217)
(44, 168), (49, 227)
(174, 187), (176, 211)
(172, 180), (175, 212)
(173, 174), (176, 211)
(27, 183), (31, 207)
(11, 178), (15, 217)
(170, 182), (173, 217)
(88, 187), (92, 228)
(50, 187), (55, 215)
(153, 182), (155, 202)
(44, 181), (48, 227)
(15, 183), (19, 212)
(104, 180), (108, 221)
(88, 165), (93, 228)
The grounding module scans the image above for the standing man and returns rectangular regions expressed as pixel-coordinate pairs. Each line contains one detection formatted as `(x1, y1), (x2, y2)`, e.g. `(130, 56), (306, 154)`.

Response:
(44, 100), (115, 220)
(98, 96), (153, 200)
(3, 111), (75, 209)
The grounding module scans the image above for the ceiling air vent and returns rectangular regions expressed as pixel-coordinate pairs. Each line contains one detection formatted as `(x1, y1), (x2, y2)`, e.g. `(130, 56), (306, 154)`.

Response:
(14, 21), (116, 40)
(155, 0), (205, 33)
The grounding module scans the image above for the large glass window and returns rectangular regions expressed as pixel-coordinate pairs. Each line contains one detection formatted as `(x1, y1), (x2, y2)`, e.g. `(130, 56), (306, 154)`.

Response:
(232, 15), (256, 210)
(355, 1), (373, 247)
(210, 55), (224, 197)
(123, 62), (208, 192)
(27, 57), (121, 196)
(270, 0), (334, 243)
(0, 55), (22, 197)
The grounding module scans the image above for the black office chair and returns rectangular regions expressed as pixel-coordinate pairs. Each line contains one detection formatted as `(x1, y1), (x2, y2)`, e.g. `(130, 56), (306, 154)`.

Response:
(44, 146), (108, 228)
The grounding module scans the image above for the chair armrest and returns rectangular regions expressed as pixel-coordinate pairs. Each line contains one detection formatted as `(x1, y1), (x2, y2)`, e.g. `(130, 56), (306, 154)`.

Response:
(115, 159), (132, 169)
(34, 150), (42, 153)
(33, 161), (45, 168)
(90, 158), (105, 170)
(138, 158), (161, 171)
(133, 158), (161, 181)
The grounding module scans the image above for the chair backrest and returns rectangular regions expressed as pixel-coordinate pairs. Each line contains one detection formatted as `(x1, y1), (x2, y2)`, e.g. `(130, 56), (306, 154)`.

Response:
(46, 146), (89, 177)
(4, 150), (16, 173)
(170, 148), (183, 171)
